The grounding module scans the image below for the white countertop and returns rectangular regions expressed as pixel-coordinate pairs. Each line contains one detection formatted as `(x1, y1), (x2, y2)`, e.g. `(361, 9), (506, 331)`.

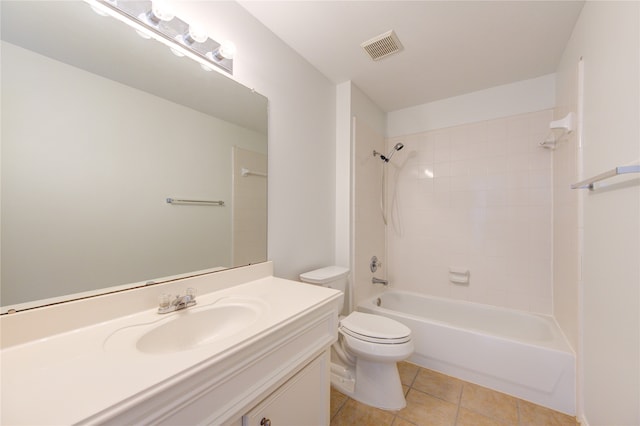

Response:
(0, 276), (341, 425)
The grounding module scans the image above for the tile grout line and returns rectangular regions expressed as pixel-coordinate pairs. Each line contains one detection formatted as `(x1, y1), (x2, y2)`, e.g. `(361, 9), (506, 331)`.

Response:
(452, 381), (465, 425)
(394, 366), (419, 426)
(330, 392), (348, 423)
(409, 366), (419, 387)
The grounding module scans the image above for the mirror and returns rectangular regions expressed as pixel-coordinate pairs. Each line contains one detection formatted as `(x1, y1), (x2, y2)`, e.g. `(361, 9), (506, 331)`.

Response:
(1, 1), (268, 313)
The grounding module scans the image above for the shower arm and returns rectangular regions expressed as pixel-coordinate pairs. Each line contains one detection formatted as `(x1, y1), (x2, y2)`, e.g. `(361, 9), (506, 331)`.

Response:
(373, 143), (404, 163)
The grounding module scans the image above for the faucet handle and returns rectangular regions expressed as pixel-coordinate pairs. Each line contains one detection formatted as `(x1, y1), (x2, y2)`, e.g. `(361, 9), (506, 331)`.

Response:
(186, 287), (197, 300)
(157, 289), (197, 314)
(158, 293), (172, 310)
(370, 255), (382, 272)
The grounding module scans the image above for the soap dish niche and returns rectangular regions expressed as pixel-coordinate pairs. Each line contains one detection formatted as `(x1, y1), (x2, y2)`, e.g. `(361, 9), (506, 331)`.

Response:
(449, 267), (470, 285)
(540, 113), (574, 149)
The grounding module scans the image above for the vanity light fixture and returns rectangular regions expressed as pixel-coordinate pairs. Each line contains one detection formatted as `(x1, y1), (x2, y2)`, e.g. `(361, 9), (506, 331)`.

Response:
(85, 0), (235, 75)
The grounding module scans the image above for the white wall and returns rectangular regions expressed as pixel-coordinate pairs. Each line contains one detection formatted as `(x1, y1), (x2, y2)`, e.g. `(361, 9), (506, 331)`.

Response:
(335, 81), (387, 308)
(2, 41), (263, 305)
(335, 82), (352, 269)
(350, 84), (388, 307)
(232, 147), (267, 266)
(168, 2), (337, 280)
(352, 117), (386, 307)
(332, 78), (393, 314)
(387, 74), (556, 138)
(351, 84), (387, 138)
(555, 2), (640, 424)
(553, 46), (582, 353)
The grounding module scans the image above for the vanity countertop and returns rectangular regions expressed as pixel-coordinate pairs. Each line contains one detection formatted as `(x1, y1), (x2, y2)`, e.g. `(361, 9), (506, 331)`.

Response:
(0, 276), (342, 425)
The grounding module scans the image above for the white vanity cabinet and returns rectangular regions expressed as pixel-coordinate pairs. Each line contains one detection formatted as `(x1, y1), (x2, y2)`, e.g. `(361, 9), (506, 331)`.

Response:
(1, 267), (342, 426)
(242, 351), (329, 426)
(95, 298), (338, 426)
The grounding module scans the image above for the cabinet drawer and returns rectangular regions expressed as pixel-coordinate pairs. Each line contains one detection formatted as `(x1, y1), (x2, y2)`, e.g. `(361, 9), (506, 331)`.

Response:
(242, 352), (329, 426)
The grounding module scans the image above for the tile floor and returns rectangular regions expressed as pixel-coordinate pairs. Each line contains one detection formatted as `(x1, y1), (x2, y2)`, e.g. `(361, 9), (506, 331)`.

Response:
(330, 362), (578, 426)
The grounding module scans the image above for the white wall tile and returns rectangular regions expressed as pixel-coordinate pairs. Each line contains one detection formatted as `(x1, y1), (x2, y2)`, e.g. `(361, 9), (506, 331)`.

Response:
(387, 110), (554, 313)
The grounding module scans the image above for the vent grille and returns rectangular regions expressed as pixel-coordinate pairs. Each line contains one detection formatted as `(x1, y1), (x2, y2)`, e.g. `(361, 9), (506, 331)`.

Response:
(361, 30), (404, 61)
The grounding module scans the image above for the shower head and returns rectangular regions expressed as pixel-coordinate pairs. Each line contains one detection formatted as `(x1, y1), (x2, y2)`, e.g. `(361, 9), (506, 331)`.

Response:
(379, 142), (404, 163)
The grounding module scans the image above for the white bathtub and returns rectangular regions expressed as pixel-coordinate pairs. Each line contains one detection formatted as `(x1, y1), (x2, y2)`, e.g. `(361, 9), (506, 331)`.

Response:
(357, 290), (575, 415)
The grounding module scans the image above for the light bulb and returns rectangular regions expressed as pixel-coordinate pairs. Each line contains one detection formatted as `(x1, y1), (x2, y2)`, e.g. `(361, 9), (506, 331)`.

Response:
(147, 1), (174, 24)
(185, 25), (208, 44)
(218, 40), (236, 60)
(209, 41), (236, 61)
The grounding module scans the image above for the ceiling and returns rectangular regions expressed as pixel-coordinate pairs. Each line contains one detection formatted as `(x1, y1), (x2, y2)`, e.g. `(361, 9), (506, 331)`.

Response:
(238, 1), (584, 112)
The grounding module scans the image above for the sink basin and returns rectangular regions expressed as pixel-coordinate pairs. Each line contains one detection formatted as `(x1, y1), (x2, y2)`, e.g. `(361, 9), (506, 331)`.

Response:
(104, 298), (267, 354)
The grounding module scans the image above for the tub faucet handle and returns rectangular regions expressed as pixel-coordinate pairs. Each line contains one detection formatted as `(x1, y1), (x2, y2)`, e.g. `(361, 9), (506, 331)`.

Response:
(370, 256), (382, 272)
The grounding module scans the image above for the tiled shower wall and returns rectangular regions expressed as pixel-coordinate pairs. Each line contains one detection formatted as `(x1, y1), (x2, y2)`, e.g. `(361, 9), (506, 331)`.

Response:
(387, 110), (554, 314)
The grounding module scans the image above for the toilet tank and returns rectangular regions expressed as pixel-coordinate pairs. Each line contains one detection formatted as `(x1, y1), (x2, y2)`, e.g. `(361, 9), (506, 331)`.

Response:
(300, 266), (350, 314)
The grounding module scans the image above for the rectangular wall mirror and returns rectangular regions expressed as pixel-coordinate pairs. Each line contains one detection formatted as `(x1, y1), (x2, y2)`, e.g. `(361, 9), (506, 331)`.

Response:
(1, 1), (268, 313)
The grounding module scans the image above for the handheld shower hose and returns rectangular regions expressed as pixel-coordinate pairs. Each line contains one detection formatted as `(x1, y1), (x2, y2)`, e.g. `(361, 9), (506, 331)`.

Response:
(373, 143), (404, 225)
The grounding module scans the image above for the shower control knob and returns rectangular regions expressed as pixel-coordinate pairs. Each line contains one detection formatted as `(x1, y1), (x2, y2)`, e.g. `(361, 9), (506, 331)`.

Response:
(370, 255), (382, 272)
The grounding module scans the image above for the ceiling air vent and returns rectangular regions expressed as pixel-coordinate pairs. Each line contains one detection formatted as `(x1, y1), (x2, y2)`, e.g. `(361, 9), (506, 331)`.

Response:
(361, 30), (404, 61)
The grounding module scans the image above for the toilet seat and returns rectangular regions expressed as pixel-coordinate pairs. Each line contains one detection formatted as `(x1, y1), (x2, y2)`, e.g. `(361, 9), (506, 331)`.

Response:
(339, 312), (411, 344)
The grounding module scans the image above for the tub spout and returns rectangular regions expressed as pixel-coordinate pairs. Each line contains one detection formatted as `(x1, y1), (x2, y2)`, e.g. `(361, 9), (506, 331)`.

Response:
(372, 277), (388, 286)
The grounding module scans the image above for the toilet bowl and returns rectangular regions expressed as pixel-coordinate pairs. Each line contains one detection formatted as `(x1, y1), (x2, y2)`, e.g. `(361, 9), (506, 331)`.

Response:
(300, 266), (414, 410)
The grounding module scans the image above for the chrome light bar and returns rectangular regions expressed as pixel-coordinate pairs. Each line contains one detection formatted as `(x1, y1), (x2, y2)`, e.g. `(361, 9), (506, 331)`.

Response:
(86, 0), (234, 74)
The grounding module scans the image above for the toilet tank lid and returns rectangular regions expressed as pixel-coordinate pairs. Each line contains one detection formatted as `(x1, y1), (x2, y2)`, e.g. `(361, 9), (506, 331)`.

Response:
(299, 266), (350, 284)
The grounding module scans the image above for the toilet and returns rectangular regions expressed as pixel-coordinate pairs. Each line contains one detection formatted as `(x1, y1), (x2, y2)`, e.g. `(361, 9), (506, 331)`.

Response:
(300, 266), (413, 410)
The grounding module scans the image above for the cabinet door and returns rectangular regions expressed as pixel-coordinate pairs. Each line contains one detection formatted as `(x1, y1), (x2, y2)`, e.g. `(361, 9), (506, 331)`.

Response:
(242, 352), (329, 426)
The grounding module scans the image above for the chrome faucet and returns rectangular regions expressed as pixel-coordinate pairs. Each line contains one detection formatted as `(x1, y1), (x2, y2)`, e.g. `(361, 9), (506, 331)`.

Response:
(158, 288), (197, 314)
(372, 277), (388, 286)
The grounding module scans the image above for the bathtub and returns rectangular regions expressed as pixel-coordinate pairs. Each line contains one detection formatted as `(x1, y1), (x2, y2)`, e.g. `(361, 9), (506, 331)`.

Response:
(358, 290), (575, 415)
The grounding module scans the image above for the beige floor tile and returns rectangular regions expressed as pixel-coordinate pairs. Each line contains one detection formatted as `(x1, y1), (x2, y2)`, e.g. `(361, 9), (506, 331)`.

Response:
(412, 368), (463, 404)
(518, 399), (577, 426)
(398, 361), (420, 386)
(460, 383), (518, 424)
(330, 388), (349, 419)
(331, 366), (576, 426)
(456, 408), (507, 426)
(393, 417), (419, 426)
(330, 398), (395, 426)
(397, 389), (457, 426)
